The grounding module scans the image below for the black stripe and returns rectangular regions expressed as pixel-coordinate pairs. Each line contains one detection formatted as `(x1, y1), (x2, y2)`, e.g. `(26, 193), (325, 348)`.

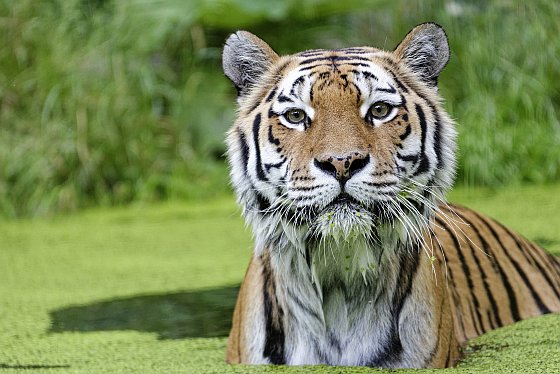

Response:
(376, 84), (396, 93)
(268, 107), (277, 119)
(444, 335), (452, 367)
(466, 302), (482, 336)
(528, 242), (560, 281)
(297, 49), (326, 57)
(335, 47), (371, 54)
(255, 190), (270, 212)
(238, 130), (249, 174)
(443, 260), (466, 337)
(268, 125), (280, 146)
(397, 152), (419, 163)
(277, 94), (294, 103)
(399, 124), (411, 141)
(433, 111), (443, 170)
(492, 220), (560, 300)
(247, 98), (261, 114)
(434, 217), (484, 335)
(364, 181), (397, 188)
(264, 157), (287, 172)
(413, 104), (431, 176)
(300, 55), (371, 65)
(554, 257), (560, 273)
(262, 255), (286, 364)
(368, 249), (420, 366)
(300, 56), (332, 65)
(298, 63), (332, 71)
(286, 287), (323, 324)
(280, 167), (289, 184)
(346, 62), (370, 68)
(266, 87), (277, 102)
(252, 114), (268, 182)
(290, 76), (305, 97)
(386, 69), (409, 93)
(305, 244), (312, 270)
(361, 71), (378, 81)
(446, 207), (522, 322)
(412, 89), (447, 171)
(428, 289), (447, 366)
(463, 229), (503, 328)
(472, 211), (552, 314)
(291, 184), (326, 192)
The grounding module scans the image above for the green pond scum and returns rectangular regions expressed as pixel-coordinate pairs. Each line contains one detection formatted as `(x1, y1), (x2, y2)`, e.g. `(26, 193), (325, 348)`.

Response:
(0, 185), (559, 373)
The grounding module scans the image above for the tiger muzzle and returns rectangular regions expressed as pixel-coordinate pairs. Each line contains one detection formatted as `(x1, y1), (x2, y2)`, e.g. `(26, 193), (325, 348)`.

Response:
(314, 153), (370, 185)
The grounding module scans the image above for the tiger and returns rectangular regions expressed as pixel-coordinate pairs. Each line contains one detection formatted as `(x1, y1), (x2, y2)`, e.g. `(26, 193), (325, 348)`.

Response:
(220, 23), (560, 368)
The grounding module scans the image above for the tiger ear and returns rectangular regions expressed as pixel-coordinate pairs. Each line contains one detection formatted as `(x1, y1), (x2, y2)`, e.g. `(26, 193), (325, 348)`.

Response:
(394, 23), (449, 86)
(223, 31), (279, 96)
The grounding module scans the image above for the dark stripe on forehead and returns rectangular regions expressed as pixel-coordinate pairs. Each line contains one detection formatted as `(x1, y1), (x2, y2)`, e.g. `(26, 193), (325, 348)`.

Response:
(335, 47), (373, 54)
(300, 55), (372, 65)
(290, 76), (305, 96)
(298, 63), (333, 71)
(346, 62), (371, 68)
(297, 49), (327, 57)
(277, 94), (294, 103)
(376, 84), (396, 93)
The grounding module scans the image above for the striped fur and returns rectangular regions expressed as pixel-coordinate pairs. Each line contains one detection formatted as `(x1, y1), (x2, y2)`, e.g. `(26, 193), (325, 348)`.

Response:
(222, 24), (560, 368)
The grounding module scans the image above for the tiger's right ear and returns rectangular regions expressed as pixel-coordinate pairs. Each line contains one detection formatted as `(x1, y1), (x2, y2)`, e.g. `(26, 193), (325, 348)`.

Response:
(223, 31), (279, 96)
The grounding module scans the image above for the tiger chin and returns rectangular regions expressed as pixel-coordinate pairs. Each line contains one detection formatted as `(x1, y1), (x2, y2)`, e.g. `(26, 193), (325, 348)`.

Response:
(221, 23), (560, 368)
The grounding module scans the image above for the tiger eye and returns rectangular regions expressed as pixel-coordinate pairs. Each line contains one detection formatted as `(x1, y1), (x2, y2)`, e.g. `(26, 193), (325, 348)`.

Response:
(368, 102), (392, 120)
(284, 109), (307, 124)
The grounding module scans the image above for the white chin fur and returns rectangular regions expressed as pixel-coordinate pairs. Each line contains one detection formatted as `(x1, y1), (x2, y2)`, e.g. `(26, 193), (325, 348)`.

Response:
(310, 201), (374, 242)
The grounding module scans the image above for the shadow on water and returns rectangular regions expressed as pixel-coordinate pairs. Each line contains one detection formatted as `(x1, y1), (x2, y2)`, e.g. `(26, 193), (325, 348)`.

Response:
(49, 285), (240, 339)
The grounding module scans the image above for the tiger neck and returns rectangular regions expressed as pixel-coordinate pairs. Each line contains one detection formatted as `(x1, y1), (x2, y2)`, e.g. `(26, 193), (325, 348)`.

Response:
(263, 230), (440, 367)
(267, 227), (420, 303)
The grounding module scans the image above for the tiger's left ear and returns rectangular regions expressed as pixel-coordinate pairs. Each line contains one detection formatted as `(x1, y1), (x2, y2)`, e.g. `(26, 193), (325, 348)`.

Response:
(394, 23), (449, 86)
(223, 31), (279, 97)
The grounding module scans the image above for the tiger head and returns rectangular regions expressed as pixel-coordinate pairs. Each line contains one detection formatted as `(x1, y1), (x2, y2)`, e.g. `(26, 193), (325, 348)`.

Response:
(223, 23), (456, 255)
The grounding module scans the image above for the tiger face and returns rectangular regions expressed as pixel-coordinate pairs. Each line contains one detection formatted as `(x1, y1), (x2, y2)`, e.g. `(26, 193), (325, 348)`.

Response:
(224, 23), (456, 253)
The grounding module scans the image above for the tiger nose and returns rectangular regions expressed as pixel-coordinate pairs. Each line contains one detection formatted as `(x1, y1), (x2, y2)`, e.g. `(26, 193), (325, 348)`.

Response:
(314, 153), (370, 183)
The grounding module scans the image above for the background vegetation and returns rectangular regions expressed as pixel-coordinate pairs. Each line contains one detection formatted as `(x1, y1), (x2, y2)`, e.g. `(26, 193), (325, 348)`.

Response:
(1, 0), (559, 217)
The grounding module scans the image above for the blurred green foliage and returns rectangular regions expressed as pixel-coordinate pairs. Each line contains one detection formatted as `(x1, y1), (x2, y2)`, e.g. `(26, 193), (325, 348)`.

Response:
(1, 0), (559, 217)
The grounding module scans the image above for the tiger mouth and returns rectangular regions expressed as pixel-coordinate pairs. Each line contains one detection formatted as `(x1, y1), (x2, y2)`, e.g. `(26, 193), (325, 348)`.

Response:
(326, 193), (360, 209)
(322, 193), (387, 221)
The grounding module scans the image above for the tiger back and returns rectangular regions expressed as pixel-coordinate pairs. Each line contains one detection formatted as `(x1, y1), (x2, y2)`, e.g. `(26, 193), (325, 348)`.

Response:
(221, 23), (560, 368)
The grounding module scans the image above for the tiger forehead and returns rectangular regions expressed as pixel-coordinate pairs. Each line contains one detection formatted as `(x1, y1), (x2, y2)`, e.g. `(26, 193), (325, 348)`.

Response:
(295, 46), (381, 58)
(274, 57), (399, 105)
